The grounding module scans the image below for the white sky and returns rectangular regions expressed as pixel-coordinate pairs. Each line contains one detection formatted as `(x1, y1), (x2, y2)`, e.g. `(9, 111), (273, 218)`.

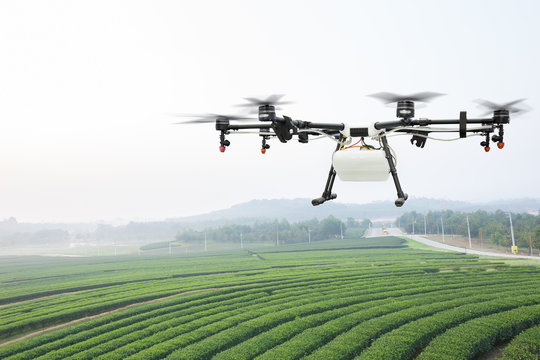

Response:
(0, 0), (539, 222)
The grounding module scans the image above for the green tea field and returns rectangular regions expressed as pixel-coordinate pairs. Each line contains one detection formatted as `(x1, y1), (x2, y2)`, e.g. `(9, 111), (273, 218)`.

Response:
(0, 236), (539, 359)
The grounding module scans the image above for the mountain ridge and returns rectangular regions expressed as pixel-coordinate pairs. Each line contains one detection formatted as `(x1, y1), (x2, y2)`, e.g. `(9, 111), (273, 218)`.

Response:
(168, 197), (540, 223)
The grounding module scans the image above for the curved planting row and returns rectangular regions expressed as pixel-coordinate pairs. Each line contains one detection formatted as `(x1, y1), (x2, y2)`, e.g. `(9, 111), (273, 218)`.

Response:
(355, 293), (540, 359)
(0, 267), (436, 358)
(417, 303), (540, 359)
(501, 324), (540, 360)
(0, 263), (518, 359)
(1, 258), (500, 341)
(1, 239), (539, 360)
(214, 281), (535, 360)
(257, 283), (540, 360)
(13, 272), (533, 359)
(0, 241), (448, 303)
(29, 271), (480, 359)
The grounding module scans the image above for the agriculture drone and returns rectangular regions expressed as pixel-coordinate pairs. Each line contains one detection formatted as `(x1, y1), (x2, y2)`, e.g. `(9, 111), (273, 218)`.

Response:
(176, 93), (528, 207)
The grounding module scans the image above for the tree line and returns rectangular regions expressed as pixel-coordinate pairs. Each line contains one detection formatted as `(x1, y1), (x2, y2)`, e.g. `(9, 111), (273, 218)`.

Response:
(396, 210), (540, 248)
(175, 216), (371, 245)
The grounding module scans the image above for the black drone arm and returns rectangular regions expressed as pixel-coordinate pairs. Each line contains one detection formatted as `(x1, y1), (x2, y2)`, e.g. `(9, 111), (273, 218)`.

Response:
(373, 117), (504, 131)
(224, 111), (506, 148)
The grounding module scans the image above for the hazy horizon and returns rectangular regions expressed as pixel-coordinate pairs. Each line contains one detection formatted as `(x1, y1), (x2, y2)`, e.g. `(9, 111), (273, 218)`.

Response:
(2, 195), (540, 224)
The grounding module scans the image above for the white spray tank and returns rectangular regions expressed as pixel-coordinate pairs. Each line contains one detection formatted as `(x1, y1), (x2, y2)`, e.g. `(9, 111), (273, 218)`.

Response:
(332, 147), (390, 181)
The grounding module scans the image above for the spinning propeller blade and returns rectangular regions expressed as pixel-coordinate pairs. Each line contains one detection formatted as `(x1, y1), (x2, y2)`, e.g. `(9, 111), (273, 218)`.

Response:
(235, 94), (294, 113)
(368, 92), (445, 104)
(474, 98), (530, 117)
(170, 113), (256, 124)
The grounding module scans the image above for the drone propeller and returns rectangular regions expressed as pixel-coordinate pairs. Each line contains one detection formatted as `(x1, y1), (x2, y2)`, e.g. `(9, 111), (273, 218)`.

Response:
(235, 94), (294, 113)
(171, 113), (256, 124)
(236, 94), (294, 107)
(368, 92), (445, 104)
(474, 98), (530, 117)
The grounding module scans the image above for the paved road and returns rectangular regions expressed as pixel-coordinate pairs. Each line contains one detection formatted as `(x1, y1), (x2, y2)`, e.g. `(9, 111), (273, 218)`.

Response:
(367, 227), (540, 260)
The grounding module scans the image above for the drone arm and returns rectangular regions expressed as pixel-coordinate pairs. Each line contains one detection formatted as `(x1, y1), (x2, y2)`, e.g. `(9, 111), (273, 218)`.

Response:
(226, 124), (274, 130)
(297, 121), (345, 131)
(373, 116), (504, 131)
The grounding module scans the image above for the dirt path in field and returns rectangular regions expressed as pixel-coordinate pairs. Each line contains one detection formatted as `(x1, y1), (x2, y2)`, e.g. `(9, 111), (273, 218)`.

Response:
(0, 286), (230, 348)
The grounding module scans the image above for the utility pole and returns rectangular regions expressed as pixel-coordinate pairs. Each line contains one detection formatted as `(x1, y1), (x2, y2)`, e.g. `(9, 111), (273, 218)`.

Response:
(340, 222), (343, 240)
(480, 229), (484, 250)
(412, 215), (415, 235)
(529, 226), (533, 256)
(240, 233), (243, 249)
(509, 212), (516, 253)
(424, 214), (427, 235)
(466, 216), (472, 249)
(441, 217), (445, 243)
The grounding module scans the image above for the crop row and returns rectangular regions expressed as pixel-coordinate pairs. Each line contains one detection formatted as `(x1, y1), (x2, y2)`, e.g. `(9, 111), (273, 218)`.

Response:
(0, 258), (436, 308)
(2, 244), (538, 360)
(40, 275), (407, 360)
(1, 258), (501, 339)
(501, 323), (540, 360)
(0, 253), (264, 301)
(0, 268), (440, 358)
(63, 274), (540, 359)
(417, 303), (540, 359)
(82, 276), (538, 359)
(2, 266), (526, 359)
(4, 272), (449, 359)
(0, 244), (493, 304)
(212, 281), (537, 360)
(122, 278), (540, 358)
(355, 293), (540, 359)
(300, 290), (540, 359)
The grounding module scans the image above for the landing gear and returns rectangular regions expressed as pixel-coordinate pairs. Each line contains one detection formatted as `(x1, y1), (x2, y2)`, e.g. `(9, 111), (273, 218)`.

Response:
(380, 136), (408, 207)
(312, 135), (408, 207)
(312, 142), (340, 206)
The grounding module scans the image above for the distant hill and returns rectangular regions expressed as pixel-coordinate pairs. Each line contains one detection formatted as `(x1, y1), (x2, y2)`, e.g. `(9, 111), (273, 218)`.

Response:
(2, 198), (538, 246)
(169, 197), (540, 224)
